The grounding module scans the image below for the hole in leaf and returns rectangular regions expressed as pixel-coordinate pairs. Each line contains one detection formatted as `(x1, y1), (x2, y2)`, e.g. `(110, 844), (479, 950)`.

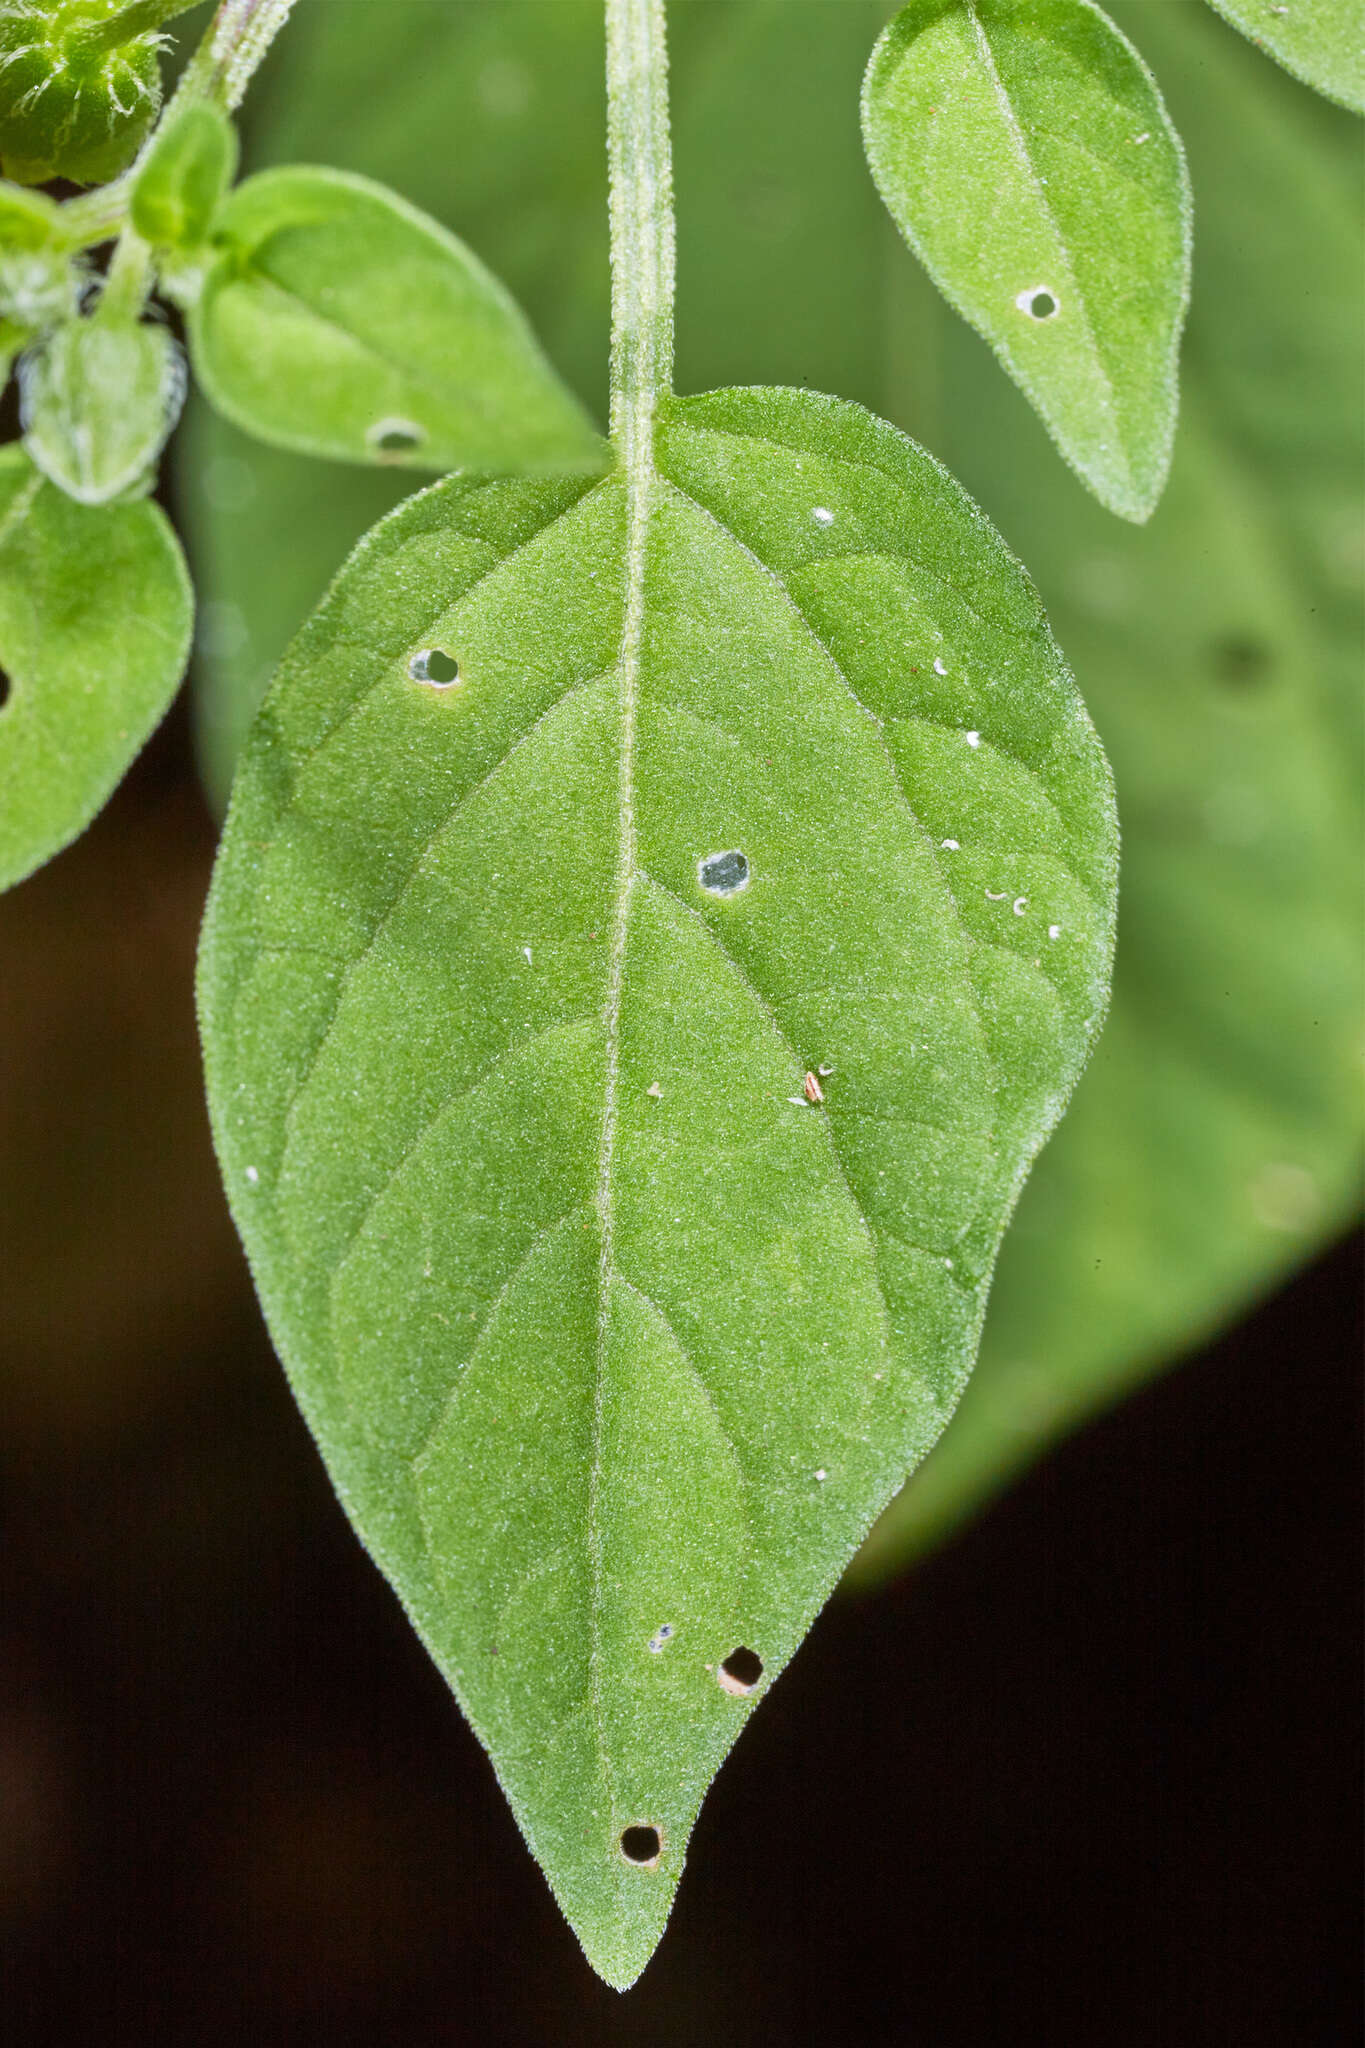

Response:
(409, 649), (460, 687)
(698, 849), (749, 897)
(1211, 635), (1272, 689)
(718, 1646), (764, 1695)
(1015, 286), (1058, 320)
(619, 1824), (662, 1867)
(368, 416), (425, 457)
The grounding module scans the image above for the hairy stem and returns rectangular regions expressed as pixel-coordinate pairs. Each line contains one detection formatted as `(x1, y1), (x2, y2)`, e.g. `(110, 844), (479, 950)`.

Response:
(95, 226), (155, 322)
(605, 0), (675, 457)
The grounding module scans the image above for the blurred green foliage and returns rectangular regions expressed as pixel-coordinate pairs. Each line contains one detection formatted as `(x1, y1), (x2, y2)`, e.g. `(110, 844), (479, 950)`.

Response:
(176, 0), (1363, 1579)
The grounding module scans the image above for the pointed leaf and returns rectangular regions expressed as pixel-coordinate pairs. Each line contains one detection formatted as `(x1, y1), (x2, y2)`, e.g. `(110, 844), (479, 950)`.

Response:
(183, 0), (1363, 1585)
(198, 384), (1116, 1981)
(131, 100), (239, 254)
(1201, 0), (1364, 112)
(862, 0), (1192, 521)
(856, 0), (1365, 1569)
(0, 445), (192, 891)
(187, 165), (606, 473)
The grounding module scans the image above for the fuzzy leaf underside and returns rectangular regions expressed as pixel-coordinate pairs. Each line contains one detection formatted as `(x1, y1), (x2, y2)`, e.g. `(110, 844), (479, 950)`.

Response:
(862, 0), (1191, 522)
(189, 166), (606, 474)
(1202, 0), (1364, 112)
(198, 385), (1116, 1984)
(0, 444), (192, 892)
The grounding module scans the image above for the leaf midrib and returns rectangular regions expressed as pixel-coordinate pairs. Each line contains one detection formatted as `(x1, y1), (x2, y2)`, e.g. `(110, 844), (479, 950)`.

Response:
(962, 3), (1129, 478)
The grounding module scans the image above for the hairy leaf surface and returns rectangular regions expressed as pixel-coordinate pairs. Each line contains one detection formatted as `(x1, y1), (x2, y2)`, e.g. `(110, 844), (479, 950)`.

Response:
(0, 444), (192, 891)
(1202, 0), (1364, 112)
(181, 0), (1362, 1575)
(20, 313), (186, 505)
(863, 0), (1191, 522)
(189, 166), (605, 473)
(857, 0), (1365, 1565)
(198, 384), (1116, 1981)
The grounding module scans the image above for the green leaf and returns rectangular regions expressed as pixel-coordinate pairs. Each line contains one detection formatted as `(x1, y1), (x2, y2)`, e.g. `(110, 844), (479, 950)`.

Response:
(0, 443), (193, 891)
(131, 100), (239, 253)
(198, 384), (1116, 1982)
(0, 179), (62, 250)
(188, 165), (606, 473)
(20, 312), (186, 504)
(181, 0), (1362, 1583)
(0, 187), (79, 340)
(1201, 0), (1364, 113)
(862, 0), (1192, 522)
(855, 0), (1365, 1569)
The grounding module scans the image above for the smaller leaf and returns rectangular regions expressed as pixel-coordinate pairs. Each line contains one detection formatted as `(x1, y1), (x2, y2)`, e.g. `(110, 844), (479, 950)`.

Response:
(20, 311), (186, 504)
(0, 444), (192, 892)
(0, 185), (77, 341)
(188, 166), (605, 473)
(1201, 0), (1363, 113)
(131, 101), (238, 253)
(0, 179), (62, 250)
(862, 0), (1192, 522)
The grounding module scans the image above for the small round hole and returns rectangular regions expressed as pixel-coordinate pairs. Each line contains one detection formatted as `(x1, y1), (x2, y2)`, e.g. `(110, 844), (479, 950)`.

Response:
(619, 1824), (662, 1867)
(368, 416), (425, 458)
(698, 849), (749, 897)
(1015, 286), (1059, 320)
(409, 649), (460, 687)
(718, 1646), (764, 1696)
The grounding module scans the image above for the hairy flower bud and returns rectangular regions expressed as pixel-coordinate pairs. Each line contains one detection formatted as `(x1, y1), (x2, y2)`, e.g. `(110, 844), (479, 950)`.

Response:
(0, 1), (164, 187)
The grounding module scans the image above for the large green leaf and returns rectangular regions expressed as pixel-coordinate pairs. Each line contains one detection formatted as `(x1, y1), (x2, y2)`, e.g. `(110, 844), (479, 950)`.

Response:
(0, 443), (192, 892)
(188, 165), (605, 472)
(862, 0), (1191, 522)
(858, 0), (1365, 1569)
(178, 0), (1362, 1572)
(198, 385), (1117, 1982)
(1202, 0), (1364, 113)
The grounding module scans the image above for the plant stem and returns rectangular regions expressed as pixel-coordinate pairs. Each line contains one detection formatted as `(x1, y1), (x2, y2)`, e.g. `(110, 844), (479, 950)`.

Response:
(95, 226), (155, 321)
(605, 0), (675, 459)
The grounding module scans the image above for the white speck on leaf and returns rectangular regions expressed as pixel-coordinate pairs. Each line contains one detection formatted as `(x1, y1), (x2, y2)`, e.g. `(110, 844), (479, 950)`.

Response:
(986, 889), (1008, 901)
(965, 730), (981, 749)
(1048, 924), (1062, 940)
(1013, 897), (1028, 916)
(933, 656), (948, 675)
(814, 1468), (827, 1482)
(811, 505), (835, 526)
(521, 946), (533, 964)
(646, 1082), (662, 1099)
(244, 1166), (259, 1185)
(940, 838), (960, 851)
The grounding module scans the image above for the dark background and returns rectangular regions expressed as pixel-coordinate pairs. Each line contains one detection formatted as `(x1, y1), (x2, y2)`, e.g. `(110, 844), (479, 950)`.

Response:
(1, 715), (1360, 2045)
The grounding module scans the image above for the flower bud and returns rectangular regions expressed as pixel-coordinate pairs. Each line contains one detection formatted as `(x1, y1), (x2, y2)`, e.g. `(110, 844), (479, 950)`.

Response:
(0, 2), (164, 187)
